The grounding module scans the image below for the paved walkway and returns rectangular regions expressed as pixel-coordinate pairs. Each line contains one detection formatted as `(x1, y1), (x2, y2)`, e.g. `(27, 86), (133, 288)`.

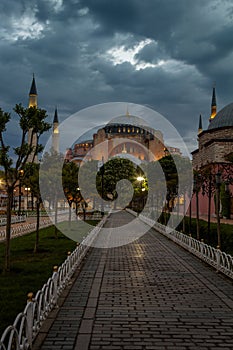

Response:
(33, 211), (233, 350)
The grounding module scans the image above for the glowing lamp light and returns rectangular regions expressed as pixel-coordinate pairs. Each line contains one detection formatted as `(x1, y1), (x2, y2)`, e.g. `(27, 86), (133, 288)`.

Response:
(137, 176), (144, 182)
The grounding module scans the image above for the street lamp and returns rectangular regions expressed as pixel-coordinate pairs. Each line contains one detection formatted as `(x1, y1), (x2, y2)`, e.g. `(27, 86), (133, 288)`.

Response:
(164, 148), (169, 157)
(137, 176), (145, 211)
(215, 172), (221, 249)
(137, 176), (144, 182)
(201, 173), (213, 243)
(100, 157), (104, 216)
(75, 187), (80, 216)
(25, 187), (31, 210)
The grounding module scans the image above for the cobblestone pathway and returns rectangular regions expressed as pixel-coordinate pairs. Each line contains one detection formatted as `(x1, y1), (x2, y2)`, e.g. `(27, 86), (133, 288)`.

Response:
(33, 211), (233, 350)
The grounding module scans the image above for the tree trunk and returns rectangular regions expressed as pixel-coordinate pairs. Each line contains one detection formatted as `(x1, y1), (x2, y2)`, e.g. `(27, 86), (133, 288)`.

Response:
(69, 204), (71, 227)
(54, 197), (58, 239)
(75, 202), (78, 218)
(4, 188), (13, 272)
(182, 195), (186, 232)
(34, 198), (40, 253)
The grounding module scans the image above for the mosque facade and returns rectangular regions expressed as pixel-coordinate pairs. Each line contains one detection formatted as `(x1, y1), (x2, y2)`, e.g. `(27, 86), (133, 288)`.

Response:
(65, 114), (181, 164)
(191, 88), (233, 218)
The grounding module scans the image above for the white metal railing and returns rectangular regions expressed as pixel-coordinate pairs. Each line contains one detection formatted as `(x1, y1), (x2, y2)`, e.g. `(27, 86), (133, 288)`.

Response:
(0, 215), (26, 227)
(126, 209), (233, 280)
(0, 215), (108, 350)
(0, 219), (52, 242)
(27, 210), (69, 217)
(0, 211), (76, 242)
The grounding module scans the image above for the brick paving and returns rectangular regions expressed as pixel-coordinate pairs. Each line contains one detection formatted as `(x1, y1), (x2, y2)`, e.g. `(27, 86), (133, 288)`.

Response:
(33, 211), (233, 350)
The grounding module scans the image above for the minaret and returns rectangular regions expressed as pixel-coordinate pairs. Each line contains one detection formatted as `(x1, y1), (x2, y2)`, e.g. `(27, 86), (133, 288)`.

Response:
(198, 114), (203, 135)
(28, 74), (38, 162)
(126, 104), (130, 116)
(52, 107), (60, 153)
(209, 85), (217, 122)
(28, 73), (37, 108)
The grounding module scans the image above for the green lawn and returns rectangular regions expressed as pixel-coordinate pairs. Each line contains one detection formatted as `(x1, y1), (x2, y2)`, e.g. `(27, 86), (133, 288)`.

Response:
(0, 221), (98, 335)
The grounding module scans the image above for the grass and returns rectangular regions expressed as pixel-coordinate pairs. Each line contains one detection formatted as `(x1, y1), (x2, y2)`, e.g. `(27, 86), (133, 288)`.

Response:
(0, 220), (99, 335)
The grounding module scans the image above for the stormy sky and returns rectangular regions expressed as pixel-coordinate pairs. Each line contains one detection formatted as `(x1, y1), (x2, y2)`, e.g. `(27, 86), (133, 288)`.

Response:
(1, 0), (233, 155)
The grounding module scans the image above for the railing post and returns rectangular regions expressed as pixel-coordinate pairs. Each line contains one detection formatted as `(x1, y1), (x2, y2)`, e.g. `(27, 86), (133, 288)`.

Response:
(53, 266), (59, 306)
(67, 251), (71, 277)
(26, 292), (34, 348)
(216, 246), (221, 272)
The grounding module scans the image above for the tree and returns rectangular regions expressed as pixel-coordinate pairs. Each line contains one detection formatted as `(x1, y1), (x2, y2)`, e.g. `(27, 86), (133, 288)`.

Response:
(96, 158), (137, 210)
(220, 183), (231, 219)
(159, 155), (178, 212)
(62, 161), (80, 223)
(40, 150), (64, 238)
(22, 163), (41, 253)
(0, 105), (50, 271)
(225, 152), (233, 163)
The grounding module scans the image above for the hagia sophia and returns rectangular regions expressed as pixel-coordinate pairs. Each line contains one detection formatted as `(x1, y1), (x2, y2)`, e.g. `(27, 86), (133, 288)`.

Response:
(65, 117), (181, 164)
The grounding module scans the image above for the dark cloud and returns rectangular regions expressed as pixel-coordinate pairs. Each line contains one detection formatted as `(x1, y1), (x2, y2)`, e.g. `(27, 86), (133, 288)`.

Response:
(135, 41), (168, 64)
(0, 0), (233, 155)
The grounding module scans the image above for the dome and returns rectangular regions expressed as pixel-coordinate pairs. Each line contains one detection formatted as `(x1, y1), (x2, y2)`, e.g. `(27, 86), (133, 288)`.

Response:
(107, 114), (149, 128)
(208, 102), (233, 130)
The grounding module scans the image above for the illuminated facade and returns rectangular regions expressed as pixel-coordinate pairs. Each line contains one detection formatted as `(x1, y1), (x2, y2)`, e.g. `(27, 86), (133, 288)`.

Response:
(68, 115), (181, 164)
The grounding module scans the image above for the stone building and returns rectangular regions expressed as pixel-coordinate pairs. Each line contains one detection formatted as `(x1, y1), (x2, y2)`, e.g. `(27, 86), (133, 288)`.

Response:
(191, 88), (233, 218)
(68, 113), (181, 164)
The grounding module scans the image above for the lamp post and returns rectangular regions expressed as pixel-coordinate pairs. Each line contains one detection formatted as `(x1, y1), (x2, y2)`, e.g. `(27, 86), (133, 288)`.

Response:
(25, 187), (31, 210)
(101, 157), (104, 216)
(176, 184), (180, 223)
(137, 176), (144, 212)
(215, 172), (221, 249)
(76, 187), (80, 217)
(164, 148), (169, 157)
(201, 173), (213, 243)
